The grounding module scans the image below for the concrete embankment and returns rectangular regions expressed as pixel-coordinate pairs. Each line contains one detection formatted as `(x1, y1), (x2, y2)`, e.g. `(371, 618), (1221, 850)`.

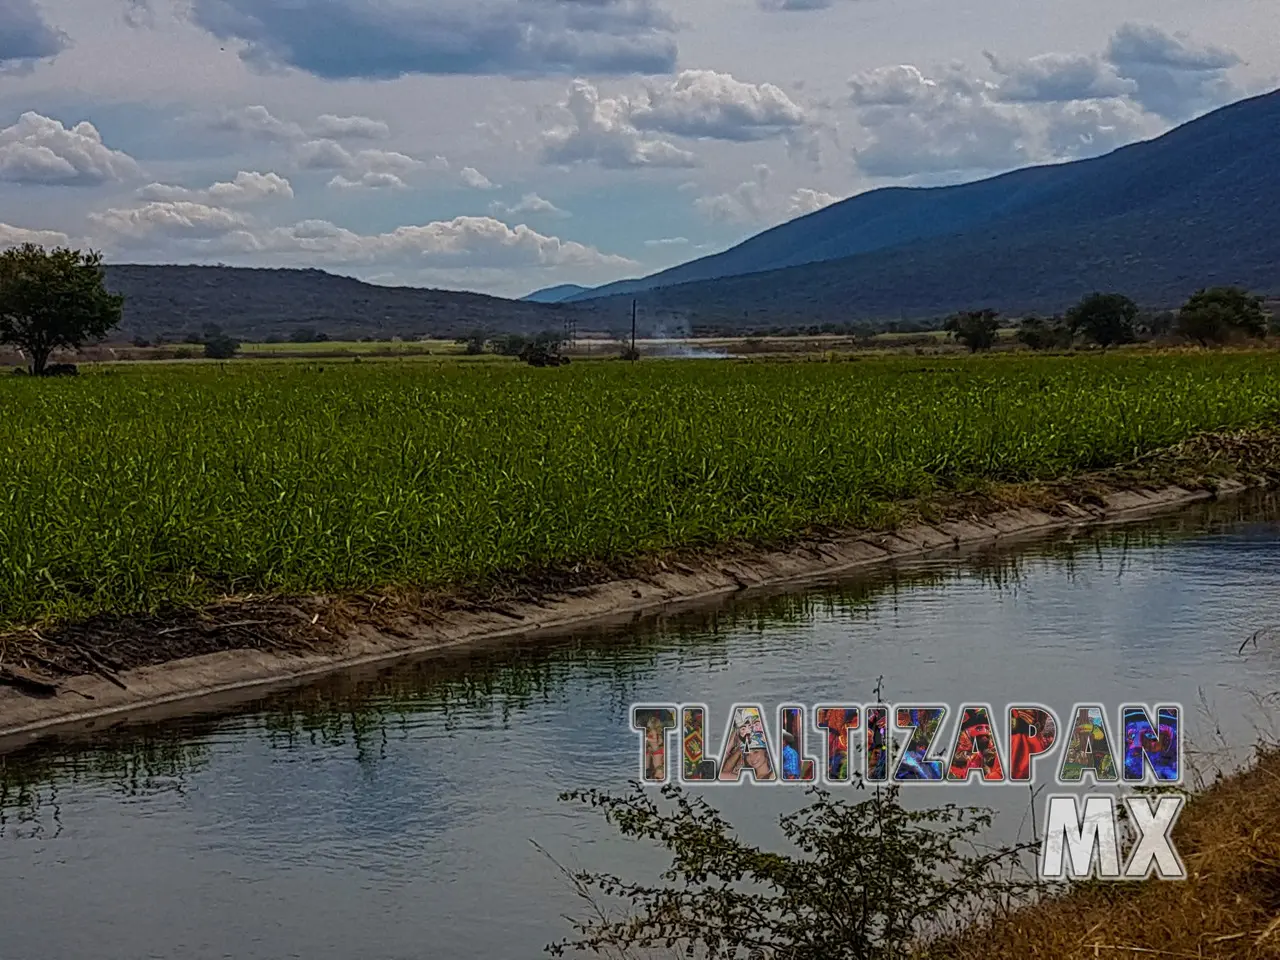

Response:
(0, 471), (1261, 752)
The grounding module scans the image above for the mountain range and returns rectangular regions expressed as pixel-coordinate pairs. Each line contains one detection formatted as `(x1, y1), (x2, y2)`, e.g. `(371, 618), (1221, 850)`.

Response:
(565, 87), (1280, 321)
(99, 88), (1280, 341)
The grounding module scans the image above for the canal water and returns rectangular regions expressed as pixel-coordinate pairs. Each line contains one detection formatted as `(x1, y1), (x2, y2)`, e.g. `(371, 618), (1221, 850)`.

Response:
(3, 494), (1280, 959)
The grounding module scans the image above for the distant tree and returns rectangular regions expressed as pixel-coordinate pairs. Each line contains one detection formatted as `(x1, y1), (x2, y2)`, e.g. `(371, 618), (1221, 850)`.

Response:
(263, 334), (284, 344)
(0, 244), (124, 375)
(491, 333), (528, 356)
(1066, 292), (1138, 349)
(1016, 315), (1072, 351)
(290, 326), (327, 343)
(943, 309), (1001, 352)
(457, 330), (488, 355)
(131, 335), (151, 348)
(1138, 310), (1177, 340)
(204, 334), (240, 359)
(1176, 287), (1269, 346)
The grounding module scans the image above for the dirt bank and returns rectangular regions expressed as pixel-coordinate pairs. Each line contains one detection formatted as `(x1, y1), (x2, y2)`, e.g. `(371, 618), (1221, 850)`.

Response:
(1, 426), (1278, 750)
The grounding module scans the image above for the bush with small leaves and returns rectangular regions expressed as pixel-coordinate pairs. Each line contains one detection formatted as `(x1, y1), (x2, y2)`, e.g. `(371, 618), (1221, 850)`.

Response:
(544, 780), (1040, 960)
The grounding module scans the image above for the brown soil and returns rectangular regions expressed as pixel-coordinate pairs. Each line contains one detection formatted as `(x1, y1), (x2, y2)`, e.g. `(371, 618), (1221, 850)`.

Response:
(0, 424), (1278, 710)
(927, 746), (1280, 960)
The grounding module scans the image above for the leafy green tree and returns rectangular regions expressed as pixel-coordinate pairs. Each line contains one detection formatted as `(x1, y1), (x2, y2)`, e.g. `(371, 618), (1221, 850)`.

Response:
(545, 781), (1038, 959)
(1176, 287), (1269, 346)
(943, 309), (1001, 352)
(1065, 292), (1138, 349)
(0, 244), (124, 375)
(1016, 315), (1072, 351)
(204, 335), (240, 359)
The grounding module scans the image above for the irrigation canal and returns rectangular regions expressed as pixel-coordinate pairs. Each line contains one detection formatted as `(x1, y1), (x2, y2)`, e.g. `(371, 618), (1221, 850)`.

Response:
(2, 492), (1280, 959)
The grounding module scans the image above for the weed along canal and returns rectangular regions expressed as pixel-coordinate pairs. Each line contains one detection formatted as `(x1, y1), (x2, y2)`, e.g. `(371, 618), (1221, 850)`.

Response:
(0, 492), (1277, 959)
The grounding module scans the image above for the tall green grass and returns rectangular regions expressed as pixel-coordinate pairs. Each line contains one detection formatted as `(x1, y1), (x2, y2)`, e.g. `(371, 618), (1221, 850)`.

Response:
(2, 353), (1279, 625)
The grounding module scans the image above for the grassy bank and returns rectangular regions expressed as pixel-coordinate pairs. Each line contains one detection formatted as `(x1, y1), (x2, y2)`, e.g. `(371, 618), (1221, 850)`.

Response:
(929, 746), (1280, 959)
(3, 351), (1280, 627)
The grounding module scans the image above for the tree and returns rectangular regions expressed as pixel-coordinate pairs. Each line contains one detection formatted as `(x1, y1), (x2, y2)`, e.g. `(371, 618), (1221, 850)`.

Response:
(490, 333), (528, 356)
(1176, 287), (1269, 346)
(1016, 315), (1073, 351)
(0, 244), (124, 375)
(943, 309), (1000, 352)
(544, 781), (1038, 959)
(204, 334), (240, 359)
(458, 330), (487, 355)
(290, 326), (327, 343)
(1065, 292), (1138, 349)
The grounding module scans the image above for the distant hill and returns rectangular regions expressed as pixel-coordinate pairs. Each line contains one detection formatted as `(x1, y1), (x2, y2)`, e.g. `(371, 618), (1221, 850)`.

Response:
(571, 88), (1280, 322)
(101, 265), (626, 342)
(521, 283), (592, 303)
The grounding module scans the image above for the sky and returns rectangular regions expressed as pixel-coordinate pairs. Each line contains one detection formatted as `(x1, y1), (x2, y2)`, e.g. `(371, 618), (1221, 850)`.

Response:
(0, 0), (1276, 299)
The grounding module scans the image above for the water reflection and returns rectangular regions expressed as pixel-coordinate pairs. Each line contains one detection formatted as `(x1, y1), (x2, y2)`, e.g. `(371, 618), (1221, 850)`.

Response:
(0, 493), (1277, 960)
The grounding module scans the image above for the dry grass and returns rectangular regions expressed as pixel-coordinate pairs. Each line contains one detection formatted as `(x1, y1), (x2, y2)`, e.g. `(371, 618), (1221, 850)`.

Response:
(928, 747), (1280, 960)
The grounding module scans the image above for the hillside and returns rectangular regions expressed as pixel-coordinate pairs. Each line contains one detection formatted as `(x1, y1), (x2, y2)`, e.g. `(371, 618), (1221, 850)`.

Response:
(572, 88), (1280, 321)
(101, 265), (623, 342)
(521, 283), (591, 303)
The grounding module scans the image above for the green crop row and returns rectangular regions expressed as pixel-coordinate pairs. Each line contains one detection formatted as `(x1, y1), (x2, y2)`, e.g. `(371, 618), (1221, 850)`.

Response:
(2, 352), (1279, 625)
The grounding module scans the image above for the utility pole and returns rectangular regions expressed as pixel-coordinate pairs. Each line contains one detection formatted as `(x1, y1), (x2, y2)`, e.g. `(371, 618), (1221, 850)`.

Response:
(631, 299), (637, 361)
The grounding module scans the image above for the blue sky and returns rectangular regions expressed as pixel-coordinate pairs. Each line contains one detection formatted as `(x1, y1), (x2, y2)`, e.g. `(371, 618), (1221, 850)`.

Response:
(0, 0), (1275, 298)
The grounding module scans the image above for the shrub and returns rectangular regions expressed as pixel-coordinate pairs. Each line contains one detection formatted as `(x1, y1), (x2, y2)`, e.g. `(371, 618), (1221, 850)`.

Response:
(545, 780), (1038, 960)
(1016, 316), (1073, 351)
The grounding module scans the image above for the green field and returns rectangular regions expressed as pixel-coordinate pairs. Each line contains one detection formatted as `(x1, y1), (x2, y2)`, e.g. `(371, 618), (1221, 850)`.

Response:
(3, 352), (1280, 626)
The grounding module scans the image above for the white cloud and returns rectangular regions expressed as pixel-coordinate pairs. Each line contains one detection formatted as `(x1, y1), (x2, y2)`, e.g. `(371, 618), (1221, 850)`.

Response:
(629, 70), (811, 141)
(986, 52), (1137, 103)
(848, 65), (1031, 177)
(540, 79), (699, 169)
(138, 171), (294, 206)
(643, 236), (689, 247)
(219, 216), (634, 272)
(694, 166), (841, 224)
(787, 187), (839, 215)
(695, 164), (773, 223)
(86, 195), (634, 274)
(0, 112), (140, 185)
(490, 193), (568, 217)
(327, 172), (408, 190)
(296, 139), (433, 189)
(88, 201), (251, 244)
(1044, 98), (1159, 159)
(310, 114), (390, 140)
(0, 221), (71, 248)
(1105, 23), (1242, 120)
(210, 105), (305, 141)
(460, 166), (499, 190)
